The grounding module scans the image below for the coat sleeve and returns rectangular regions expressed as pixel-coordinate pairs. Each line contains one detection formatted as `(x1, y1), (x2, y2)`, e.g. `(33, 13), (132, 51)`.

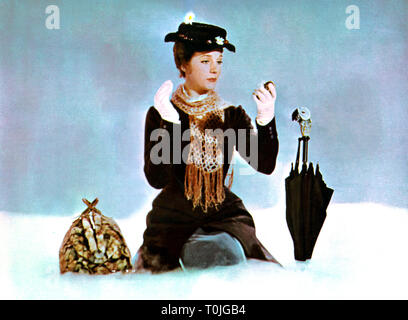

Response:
(232, 105), (279, 174)
(144, 106), (177, 189)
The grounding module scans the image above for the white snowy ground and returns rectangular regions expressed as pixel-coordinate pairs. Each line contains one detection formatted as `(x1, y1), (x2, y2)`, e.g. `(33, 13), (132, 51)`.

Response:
(1, 200), (407, 300)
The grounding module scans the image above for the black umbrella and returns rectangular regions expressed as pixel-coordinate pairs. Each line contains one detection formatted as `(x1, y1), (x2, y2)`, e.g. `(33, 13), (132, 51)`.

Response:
(285, 107), (334, 261)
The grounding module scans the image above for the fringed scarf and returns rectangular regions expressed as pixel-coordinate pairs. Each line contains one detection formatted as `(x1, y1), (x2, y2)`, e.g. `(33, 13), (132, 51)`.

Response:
(171, 84), (232, 212)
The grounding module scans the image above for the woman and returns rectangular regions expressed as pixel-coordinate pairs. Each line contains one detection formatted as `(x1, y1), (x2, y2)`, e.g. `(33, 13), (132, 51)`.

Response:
(135, 20), (280, 272)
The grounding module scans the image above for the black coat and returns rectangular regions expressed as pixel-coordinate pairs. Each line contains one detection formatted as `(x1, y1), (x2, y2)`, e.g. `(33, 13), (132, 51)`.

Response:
(135, 103), (280, 272)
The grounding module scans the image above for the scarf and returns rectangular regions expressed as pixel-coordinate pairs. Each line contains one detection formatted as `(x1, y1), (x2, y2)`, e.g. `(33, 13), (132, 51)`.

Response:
(171, 84), (233, 212)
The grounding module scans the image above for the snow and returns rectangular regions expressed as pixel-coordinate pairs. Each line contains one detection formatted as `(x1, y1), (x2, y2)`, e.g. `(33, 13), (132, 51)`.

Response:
(1, 202), (407, 300)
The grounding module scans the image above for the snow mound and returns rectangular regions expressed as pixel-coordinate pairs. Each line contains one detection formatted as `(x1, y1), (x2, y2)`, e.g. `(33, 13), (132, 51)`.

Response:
(1, 202), (407, 299)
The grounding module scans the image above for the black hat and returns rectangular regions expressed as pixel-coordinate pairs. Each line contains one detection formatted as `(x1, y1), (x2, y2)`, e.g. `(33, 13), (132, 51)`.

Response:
(165, 22), (236, 52)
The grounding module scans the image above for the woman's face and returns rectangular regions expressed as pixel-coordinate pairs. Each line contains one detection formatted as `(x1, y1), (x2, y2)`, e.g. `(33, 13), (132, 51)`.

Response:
(182, 50), (223, 95)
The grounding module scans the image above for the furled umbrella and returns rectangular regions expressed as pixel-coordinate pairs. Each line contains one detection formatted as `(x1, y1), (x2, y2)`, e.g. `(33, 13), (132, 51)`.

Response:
(285, 107), (334, 261)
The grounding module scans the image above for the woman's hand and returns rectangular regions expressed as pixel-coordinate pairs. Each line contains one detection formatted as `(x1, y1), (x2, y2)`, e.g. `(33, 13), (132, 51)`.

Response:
(252, 82), (276, 125)
(154, 80), (180, 124)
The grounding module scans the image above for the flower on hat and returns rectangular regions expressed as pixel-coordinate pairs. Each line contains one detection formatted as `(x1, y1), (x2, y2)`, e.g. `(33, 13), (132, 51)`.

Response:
(215, 36), (224, 45)
(184, 12), (195, 24)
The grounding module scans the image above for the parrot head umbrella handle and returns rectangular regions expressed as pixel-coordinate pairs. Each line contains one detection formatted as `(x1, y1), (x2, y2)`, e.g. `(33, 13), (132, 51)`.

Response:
(292, 107), (312, 166)
(292, 106), (312, 137)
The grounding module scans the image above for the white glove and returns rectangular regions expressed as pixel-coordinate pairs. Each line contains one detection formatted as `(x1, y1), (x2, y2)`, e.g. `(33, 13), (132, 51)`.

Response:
(153, 80), (180, 124)
(252, 82), (276, 125)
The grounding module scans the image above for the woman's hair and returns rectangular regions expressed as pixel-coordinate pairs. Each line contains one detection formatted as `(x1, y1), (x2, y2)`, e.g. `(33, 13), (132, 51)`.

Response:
(173, 42), (196, 78)
(173, 41), (223, 78)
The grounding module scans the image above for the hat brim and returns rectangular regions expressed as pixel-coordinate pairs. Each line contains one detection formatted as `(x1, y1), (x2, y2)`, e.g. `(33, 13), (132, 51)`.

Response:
(164, 32), (235, 52)
(224, 42), (235, 53)
(164, 32), (179, 42)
